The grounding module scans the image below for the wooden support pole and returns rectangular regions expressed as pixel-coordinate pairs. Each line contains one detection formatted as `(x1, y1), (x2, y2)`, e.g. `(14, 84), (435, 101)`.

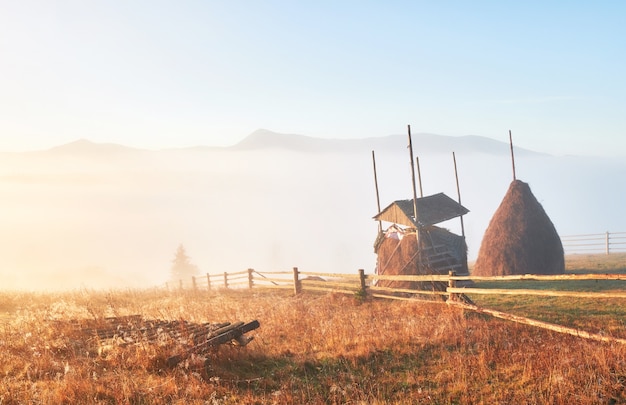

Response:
(452, 152), (465, 238)
(192, 276), (197, 291)
(372, 150), (383, 233)
(248, 268), (254, 289)
(358, 269), (367, 293)
(223, 272), (228, 289)
(407, 125), (419, 223)
(179, 279), (183, 291)
(416, 156), (423, 198)
(293, 267), (301, 295)
(448, 271), (457, 301)
(509, 130), (516, 181)
(606, 231), (610, 255)
(206, 273), (211, 291)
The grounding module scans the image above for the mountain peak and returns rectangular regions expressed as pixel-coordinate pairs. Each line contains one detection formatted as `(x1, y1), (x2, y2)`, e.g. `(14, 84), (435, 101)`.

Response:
(232, 129), (334, 152)
(44, 139), (143, 156)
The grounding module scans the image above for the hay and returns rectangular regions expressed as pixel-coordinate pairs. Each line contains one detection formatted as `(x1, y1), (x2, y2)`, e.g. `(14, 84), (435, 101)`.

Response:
(375, 226), (468, 291)
(472, 180), (564, 276)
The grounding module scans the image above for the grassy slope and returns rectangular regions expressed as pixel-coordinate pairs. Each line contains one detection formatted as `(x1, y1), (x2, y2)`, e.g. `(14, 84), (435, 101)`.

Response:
(1, 254), (626, 404)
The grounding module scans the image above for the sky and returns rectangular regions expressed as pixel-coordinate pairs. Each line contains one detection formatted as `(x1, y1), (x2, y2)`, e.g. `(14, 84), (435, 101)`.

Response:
(1, 1), (625, 156)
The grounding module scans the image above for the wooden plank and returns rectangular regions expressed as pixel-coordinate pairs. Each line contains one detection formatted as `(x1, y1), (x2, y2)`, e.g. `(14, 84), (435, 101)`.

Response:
(225, 270), (250, 276)
(424, 257), (455, 265)
(166, 320), (260, 367)
(370, 293), (448, 303)
(369, 285), (448, 296)
(449, 287), (626, 299)
(450, 301), (626, 345)
(372, 274), (449, 282)
(300, 271), (362, 279)
(252, 277), (293, 284)
(225, 274), (249, 280)
(453, 274), (626, 282)
(251, 271), (292, 276)
(302, 280), (359, 289)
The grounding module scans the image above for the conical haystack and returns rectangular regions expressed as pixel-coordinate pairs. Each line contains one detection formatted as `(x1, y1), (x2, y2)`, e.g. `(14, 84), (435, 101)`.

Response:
(472, 180), (564, 276)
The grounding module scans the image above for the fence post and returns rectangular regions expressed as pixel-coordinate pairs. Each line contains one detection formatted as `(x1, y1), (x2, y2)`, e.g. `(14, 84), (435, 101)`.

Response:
(192, 276), (197, 291)
(448, 271), (457, 301)
(358, 269), (367, 295)
(179, 279), (183, 291)
(223, 272), (229, 289)
(293, 267), (301, 295)
(248, 268), (254, 289)
(606, 231), (610, 255)
(165, 282), (169, 292)
(206, 273), (211, 291)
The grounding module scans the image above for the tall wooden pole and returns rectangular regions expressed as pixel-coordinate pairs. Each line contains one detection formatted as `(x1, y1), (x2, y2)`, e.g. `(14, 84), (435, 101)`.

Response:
(452, 152), (466, 238)
(509, 130), (517, 181)
(416, 156), (424, 198)
(407, 125), (419, 224)
(371, 150), (382, 233)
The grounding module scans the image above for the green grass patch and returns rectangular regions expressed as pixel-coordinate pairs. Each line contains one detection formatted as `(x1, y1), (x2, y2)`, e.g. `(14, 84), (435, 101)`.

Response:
(463, 254), (626, 337)
(471, 293), (626, 338)
(565, 252), (626, 273)
(474, 278), (626, 292)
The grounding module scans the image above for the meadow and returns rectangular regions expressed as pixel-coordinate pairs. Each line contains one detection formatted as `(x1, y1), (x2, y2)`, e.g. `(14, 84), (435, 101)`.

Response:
(1, 254), (626, 404)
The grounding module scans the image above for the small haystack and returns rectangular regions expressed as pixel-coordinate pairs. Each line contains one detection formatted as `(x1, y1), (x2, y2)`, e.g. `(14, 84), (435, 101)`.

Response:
(472, 179), (564, 276)
(374, 225), (468, 291)
(373, 193), (470, 291)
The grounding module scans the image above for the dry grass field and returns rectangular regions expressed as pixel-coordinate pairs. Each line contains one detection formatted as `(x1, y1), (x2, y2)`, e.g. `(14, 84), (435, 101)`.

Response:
(2, 255), (626, 404)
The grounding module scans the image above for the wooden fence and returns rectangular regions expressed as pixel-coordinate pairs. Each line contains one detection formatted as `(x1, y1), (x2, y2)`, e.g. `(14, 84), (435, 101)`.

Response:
(168, 267), (626, 301)
(167, 267), (626, 345)
(561, 231), (626, 254)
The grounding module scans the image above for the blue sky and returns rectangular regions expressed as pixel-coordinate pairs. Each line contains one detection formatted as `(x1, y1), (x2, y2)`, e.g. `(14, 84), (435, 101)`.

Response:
(1, 1), (624, 155)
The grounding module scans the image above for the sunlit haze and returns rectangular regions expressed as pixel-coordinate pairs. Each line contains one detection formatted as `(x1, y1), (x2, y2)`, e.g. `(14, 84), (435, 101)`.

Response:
(1, 2), (625, 156)
(1, 2), (625, 290)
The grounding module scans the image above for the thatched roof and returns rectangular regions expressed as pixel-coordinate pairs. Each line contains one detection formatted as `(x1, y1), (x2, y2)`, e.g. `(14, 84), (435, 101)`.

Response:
(472, 180), (564, 276)
(373, 193), (469, 228)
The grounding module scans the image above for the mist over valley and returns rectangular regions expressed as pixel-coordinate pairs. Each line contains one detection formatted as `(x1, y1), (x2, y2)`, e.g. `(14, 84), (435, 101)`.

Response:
(1, 130), (623, 290)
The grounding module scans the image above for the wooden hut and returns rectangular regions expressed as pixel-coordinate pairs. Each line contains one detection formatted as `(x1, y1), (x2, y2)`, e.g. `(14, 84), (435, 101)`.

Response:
(373, 193), (470, 291)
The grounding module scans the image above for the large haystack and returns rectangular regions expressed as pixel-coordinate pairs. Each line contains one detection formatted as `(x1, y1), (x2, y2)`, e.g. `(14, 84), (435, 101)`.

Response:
(472, 180), (564, 276)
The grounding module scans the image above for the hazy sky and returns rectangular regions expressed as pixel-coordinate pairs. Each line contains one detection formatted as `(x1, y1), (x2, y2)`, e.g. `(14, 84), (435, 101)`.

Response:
(1, 1), (624, 155)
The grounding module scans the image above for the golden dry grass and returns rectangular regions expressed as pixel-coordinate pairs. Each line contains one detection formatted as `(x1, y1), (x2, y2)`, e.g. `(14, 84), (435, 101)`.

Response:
(1, 288), (626, 404)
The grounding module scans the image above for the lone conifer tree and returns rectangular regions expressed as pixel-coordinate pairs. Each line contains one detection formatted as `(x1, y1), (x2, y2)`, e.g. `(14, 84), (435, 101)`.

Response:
(170, 244), (199, 284)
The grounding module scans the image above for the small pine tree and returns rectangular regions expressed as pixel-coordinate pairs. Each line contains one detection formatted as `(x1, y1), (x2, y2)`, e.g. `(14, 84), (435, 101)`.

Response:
(170, 244), (199, 284)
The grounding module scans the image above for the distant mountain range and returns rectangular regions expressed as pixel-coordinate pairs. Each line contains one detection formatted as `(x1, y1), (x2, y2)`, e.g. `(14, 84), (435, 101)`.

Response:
(231, 129), (537, 155)
(231, 129), (543, 156)
(26, 129), (543, 157)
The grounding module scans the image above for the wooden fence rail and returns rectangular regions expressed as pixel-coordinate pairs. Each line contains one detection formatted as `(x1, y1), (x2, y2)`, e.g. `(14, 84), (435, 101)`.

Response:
(168, 268), (626, 302)
(165, 267), (626, 345)
(561, 231), (626, 255)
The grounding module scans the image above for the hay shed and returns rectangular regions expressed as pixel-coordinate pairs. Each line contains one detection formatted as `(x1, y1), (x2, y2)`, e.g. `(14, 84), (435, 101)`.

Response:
(373, 193), (470, 290)
(472, 179), (564, 276)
